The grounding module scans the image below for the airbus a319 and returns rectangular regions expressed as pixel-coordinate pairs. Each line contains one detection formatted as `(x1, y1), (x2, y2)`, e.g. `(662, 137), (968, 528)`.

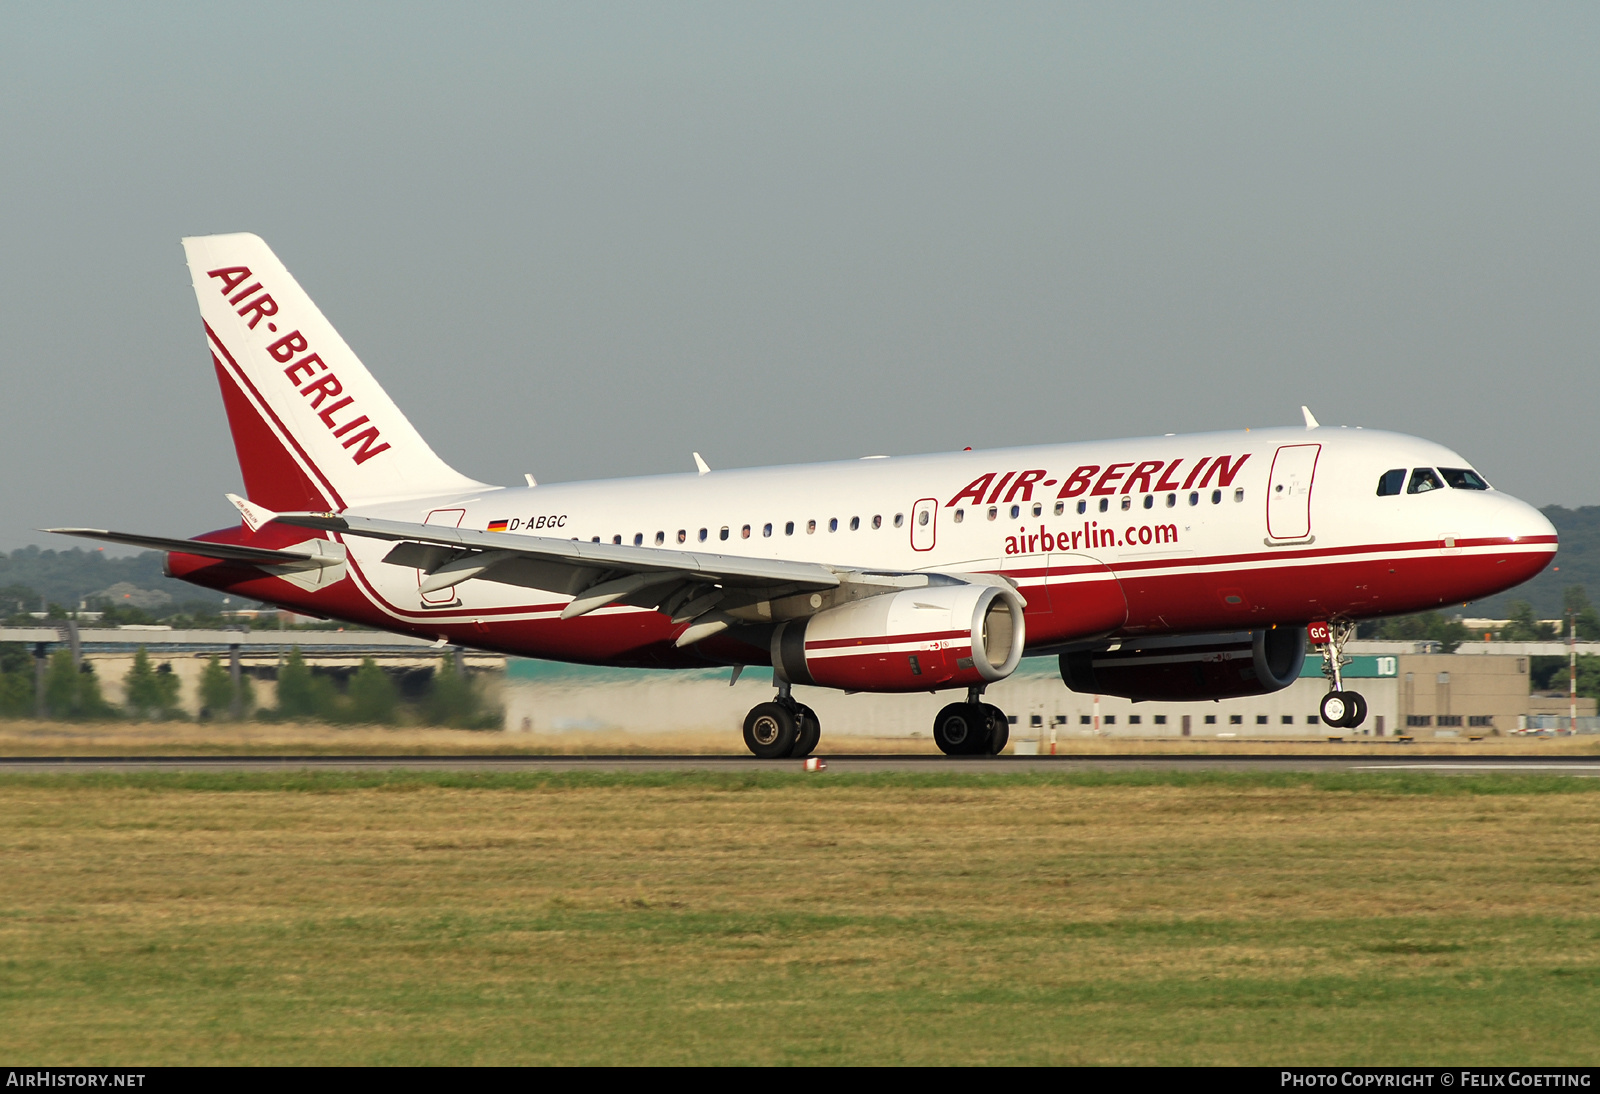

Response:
(52, 234), (1557, 756)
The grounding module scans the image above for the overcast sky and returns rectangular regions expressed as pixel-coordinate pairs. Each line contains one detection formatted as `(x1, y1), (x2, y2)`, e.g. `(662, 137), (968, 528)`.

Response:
(2, 3), (1596, 552)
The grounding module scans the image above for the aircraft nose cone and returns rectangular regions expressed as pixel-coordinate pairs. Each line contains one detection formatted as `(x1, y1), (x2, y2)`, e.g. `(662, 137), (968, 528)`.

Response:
(1483, 492), (1558, 596)
(1503, 493), (1557, 545)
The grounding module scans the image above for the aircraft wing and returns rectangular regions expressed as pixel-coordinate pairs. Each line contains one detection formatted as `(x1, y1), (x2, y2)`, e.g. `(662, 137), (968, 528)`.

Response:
(273, 512), (855, 642)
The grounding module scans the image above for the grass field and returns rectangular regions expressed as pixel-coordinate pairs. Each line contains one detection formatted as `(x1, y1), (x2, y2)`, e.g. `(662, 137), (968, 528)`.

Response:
(2, 769), (1598, 1065)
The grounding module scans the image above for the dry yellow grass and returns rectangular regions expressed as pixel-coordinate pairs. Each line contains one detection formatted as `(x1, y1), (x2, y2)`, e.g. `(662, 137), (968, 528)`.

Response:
(1, 717), (1595, 756)
(0, 769), (1596, 1064)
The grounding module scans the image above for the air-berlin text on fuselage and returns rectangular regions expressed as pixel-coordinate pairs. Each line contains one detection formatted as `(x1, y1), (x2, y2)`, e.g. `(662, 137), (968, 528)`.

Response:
(946, 455), (1251, 507)
(206, 266), (392, 466)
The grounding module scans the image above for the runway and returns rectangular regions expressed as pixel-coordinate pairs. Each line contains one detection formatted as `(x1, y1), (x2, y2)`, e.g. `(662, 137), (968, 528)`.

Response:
(2, 754), (1598, 775)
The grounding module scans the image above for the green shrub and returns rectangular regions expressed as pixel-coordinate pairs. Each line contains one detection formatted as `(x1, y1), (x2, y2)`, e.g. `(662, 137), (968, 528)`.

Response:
(123, 647), (182, 720)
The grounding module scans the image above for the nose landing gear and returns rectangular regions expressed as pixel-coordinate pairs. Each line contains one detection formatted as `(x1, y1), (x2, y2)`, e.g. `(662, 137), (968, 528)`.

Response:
(1315, 620), (1367, 730)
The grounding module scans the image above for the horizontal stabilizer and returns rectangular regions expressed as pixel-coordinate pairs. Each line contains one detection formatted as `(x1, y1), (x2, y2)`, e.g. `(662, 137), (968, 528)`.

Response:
(44, 528), (345, 568)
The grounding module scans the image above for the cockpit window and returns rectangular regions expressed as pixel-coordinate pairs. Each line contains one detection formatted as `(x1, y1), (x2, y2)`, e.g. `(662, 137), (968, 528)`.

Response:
(1376, 469), (1406, 496)
(1440, 467), (1490, 491)
(1407, 468), (1445, 494)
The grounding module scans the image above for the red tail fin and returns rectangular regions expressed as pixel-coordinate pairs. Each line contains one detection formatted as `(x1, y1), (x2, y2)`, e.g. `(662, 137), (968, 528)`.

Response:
(212, 357), (332, 512)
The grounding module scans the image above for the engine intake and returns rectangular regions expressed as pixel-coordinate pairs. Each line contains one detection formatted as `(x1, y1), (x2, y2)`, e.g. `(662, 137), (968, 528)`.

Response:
(1060, 626), (1306, 702)
(774, 583), (1025, 693)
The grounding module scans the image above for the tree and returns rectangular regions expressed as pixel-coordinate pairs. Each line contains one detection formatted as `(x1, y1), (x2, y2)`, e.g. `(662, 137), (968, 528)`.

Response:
(198, 656), (255, 720)
(1561, 586), (1600, 640)
(123, 647), (181, 720)
(1499, 601), (1557, 642)
(1358, 611), (1470, 653)
(275, 647), (337, 721)
(43, 651), (112, 720)
(0, 670), (31, 717)
(425, 656), (497, 728)
(347, 658), (398, 724)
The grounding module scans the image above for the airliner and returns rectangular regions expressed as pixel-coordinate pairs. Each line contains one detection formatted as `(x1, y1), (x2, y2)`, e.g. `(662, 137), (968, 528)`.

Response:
(51, 234), (1558, 756)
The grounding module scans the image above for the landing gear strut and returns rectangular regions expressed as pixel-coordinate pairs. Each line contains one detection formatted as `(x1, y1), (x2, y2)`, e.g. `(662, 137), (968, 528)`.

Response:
(1316, 620), (1367, 730)
(932, 687), (1010, 756)
(742, 676), (822, 759)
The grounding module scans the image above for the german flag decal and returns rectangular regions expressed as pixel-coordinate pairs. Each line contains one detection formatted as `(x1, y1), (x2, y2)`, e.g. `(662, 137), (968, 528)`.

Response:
(487, 519), (509, 532)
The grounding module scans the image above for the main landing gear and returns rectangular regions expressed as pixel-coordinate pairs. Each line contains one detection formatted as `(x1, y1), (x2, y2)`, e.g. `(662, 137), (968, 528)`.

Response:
(742, 678), (821, 759)
(1316, 620), (1367, 730)
(932, 687), (1010, 756)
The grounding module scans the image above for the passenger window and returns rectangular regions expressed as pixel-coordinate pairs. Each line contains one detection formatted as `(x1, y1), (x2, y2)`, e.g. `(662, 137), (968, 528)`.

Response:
(763, 523), (772, 537)
(1408, 468), (1444, 494)
(828, 518), (838, 532)
(1234, 488), (1244, 502)
(987, 507), (997, 521)
(699, 528), (709, 542)
(1098, 498), (1109, 513)
(719, 527), (729, 541)
(785, 521), (794, 536)
(1188, 492), (1198, 506)
(655, 531), (665, 545)
(953, 509), (964, 523)
(807, 520), (816, 534)
(1376, 469), (1406, 496)
(1077, 500), (1087, 515)
(1440, 467), (1489, 490)
(741, 525), (750, 539)
(1143, 495), (1153, 509)
(919, 510), (930, 526)
(592, 536), (601, 543)
(1120, 497), (1131, 511)
(1211, 490), (1221, 504)
(1009, 504), (1020, 519)
(634, 533), (643, 546)
(894, 513), (904, 528)
(872, 515), (882, 529)
(1054, 501), (1065, 516)
(849, 516), (860, 531)
(1032, 503), (1042, 517)
(677, 530), (686, 544)
(1166, 493), (1176, 508)
(612, 535), (622, 545)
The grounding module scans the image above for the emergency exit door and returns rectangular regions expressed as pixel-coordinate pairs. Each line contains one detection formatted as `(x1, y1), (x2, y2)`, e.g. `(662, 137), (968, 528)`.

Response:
(419, 508), (466, 604)
(910, 498), (937, 551)
(1266, 444), (1320, 541)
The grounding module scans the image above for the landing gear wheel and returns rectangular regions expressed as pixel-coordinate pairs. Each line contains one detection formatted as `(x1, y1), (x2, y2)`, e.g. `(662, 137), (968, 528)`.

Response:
(1320, 691), (1367, 729)
(1343, 691), (1367, 730)
(933, 703), (988, 756)
(744, 702), (798, 758)
(790, 704), (821, 758)
(981, 703), (1010, 755)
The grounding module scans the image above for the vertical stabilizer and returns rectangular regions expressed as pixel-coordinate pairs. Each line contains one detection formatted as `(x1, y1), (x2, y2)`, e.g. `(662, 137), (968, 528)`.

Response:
(183, 233), (487, 511)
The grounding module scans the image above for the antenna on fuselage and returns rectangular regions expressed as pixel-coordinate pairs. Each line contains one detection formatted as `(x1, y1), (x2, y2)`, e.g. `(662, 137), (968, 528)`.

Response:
(1301, 406), (1321, 429)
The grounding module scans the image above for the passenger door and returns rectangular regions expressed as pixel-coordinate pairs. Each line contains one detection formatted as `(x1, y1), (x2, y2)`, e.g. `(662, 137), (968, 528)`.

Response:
(1266, 444), (1320, 542)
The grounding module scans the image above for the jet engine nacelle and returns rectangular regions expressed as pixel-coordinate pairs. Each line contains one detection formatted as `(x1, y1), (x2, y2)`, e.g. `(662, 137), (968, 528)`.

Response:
(773, 583), (1026, 693)
(1059, 626), (1307, 702)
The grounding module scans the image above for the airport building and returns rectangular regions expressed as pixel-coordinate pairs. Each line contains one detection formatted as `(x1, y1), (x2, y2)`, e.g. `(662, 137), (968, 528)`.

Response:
(5, 625), (1593, 741)
(500, 641), (1597, 744)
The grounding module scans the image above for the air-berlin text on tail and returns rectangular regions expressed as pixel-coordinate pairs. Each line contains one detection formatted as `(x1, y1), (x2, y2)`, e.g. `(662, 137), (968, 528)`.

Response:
(206, 266), (391, 466)
(947, 456), (1251, 507)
